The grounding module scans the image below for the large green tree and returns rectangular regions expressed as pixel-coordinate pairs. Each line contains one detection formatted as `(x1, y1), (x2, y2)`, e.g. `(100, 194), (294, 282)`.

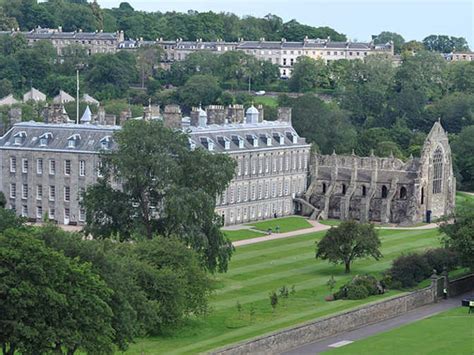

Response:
(440, 206), (474, 271)
(286, 94), (357, 154)
(0, 229), (114, 355)
(373, 31), (405, 54)
(178, 74), (222, 108)
(452, 125), (474, 191)
(316, 220), (382, 273)
(289, 56), (330, 92)
(83, 120), (235, 272)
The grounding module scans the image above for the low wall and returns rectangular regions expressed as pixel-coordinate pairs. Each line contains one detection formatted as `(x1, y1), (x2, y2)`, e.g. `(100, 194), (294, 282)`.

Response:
(449, 274), (474, 297)
(215, 286), (435, 355)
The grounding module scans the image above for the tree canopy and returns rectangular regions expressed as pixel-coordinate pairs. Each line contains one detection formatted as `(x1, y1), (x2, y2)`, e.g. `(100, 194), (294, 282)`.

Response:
(315, 220), (382, 273)
(82, 119), (236, 272)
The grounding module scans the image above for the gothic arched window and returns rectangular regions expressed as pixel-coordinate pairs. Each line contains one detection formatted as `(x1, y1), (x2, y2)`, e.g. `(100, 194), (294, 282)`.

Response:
(433, 147), (443, 194)
(400, 186), (407, 199)
(362, 185), (367, 197)
(381, 185), (388, 199)
(322, 182), (326, 194)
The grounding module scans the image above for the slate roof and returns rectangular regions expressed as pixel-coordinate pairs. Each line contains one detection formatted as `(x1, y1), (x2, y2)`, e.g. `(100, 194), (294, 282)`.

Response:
(186, 120), (309, 153)
(236, 40), (388, 51)
(0, 120), (309, 155)
(0, 94), (20, 106)
(0, 122), (119, 153)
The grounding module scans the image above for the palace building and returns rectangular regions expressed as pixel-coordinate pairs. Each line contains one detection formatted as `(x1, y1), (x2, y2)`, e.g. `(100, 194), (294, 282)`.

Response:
(0, 105), (311, 226)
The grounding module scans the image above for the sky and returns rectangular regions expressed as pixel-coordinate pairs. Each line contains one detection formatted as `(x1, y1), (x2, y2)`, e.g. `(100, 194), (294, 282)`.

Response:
(96, 0), (474, 48)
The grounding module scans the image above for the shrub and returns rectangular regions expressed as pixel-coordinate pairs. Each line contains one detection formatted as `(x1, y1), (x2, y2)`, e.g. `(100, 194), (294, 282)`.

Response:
(389, 253), (431, 288)
(351, 274), (380, 296)
(346, 284), (369, 300)
(423, 248), (459, 273)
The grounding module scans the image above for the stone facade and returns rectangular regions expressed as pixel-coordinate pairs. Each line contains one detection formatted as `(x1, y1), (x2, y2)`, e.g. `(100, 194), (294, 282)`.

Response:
(301, 121), (455, 224)
(156, 37), (394, 78)
(0, 123), (118, 224)
(0, 27), (124, 56)
(0, 105), (309, 226)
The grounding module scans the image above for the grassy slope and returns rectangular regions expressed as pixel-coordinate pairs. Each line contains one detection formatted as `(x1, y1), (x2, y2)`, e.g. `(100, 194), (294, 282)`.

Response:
(326, 307), (473, 355)
(223, 229), (265, 242)
(248, 216), (313, 233)
(126, 228), (442, 354)
(253, 96), (278, 108)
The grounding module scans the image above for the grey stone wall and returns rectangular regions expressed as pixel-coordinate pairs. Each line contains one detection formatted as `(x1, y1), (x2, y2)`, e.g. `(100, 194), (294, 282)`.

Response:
(449, 274), (474, 297)
(214, 286), (435, 355)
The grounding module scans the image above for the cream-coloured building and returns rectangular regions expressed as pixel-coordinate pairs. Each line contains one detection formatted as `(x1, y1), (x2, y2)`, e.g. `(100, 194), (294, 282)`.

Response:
(156, 37), (394, 77)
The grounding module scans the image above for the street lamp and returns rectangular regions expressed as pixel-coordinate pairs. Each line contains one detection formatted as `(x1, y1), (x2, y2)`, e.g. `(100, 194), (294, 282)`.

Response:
(75, 63), (85, 124)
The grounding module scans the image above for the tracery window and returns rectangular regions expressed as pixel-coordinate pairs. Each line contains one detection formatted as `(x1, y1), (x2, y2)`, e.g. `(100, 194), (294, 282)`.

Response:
(432, 147), (443, 194)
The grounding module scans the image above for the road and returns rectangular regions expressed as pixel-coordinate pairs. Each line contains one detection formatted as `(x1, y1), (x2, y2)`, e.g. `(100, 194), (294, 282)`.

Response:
(282, 293), (470, 355)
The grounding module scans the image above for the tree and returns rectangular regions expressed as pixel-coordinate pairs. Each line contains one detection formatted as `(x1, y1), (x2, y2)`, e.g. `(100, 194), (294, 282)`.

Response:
(289, 94), (357, 154)
(178, 74), (222, 108)
(0, 208), (25, 233)
(423, 35), (470, 53)
(340, 55), (395, 126)
(452, 125), (474, 191)
(0, 229), (114, 354)
(136, 46), (162, 88)
(289, 56), (330, 92)
(83, 120), (235, 272)
(85, 52), (138, 100)
(373, 31), (405, 54)
(315, 221), (382, 273)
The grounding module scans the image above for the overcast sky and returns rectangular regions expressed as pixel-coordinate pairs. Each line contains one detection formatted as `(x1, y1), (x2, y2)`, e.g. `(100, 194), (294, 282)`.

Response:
(96, 0), (474, 48)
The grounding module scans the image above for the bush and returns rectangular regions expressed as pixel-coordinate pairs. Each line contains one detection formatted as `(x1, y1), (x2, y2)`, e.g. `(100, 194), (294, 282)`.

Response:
(351, 274), (380, 296)
(333, 274), (381, 300)
(346, 284), (369, 300)
(389, 253), (431, 288)
(423, 248), (459, 273)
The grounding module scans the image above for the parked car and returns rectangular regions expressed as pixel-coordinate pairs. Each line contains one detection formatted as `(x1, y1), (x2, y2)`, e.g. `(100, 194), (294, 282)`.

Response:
(255, 90), (266, 96)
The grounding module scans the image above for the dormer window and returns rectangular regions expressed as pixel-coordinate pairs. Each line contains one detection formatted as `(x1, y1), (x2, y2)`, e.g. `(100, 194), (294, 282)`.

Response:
(100, 136), (112, 150)
(224, 140), (230, 150)
(199, 137), (214, 151)
(13, 131), (27, 145)
(274, 132), (285, 145)
(286, 131), (298, 144)
(39, 132), (53, 147)
(67, 134), (81, 149)
(189, 139), (196, 150)
(247, 134), (258, 148)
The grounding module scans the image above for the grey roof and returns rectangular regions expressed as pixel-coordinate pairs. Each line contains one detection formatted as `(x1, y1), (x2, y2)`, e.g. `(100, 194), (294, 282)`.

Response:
(0, 29), (118, 41)
(0, 122), (119, 153)
(236, 40), (389, 51)
(0, 120), (309, 155)
(187, 120), (309, 153)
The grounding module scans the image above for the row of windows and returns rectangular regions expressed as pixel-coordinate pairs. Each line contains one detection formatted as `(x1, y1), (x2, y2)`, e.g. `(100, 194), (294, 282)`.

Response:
(246, 49), (370, 56)
(15, 205), (85, 222)
(222, 200), (292, 223)
(9, 157), (99, 177)
(10, 183), (85, 202)
(236, 152), (307, 177)
(218, 177), (305, 206)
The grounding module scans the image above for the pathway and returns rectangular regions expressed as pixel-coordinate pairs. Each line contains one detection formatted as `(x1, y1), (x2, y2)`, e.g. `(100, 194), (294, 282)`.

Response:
(232, 219), (440, 247)
(233, 219), (330, 247)
(282, 293), (471, 355)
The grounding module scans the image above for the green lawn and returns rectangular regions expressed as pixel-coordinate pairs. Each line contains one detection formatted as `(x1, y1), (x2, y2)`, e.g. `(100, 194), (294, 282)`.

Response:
(253, 96), (278, 108)
(223, 229), (266, 242)
(319, 219), (342, 227)
(326, 307), (474, 355)
(248, 216), (313, 233)
(125, 227), (442, 354)
(457, 191), (474, 209)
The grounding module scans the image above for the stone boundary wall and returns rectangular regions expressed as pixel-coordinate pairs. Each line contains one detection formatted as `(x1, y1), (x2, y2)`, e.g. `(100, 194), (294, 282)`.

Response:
(449, 274), (474, 297)
(214, 286), (436, 355)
